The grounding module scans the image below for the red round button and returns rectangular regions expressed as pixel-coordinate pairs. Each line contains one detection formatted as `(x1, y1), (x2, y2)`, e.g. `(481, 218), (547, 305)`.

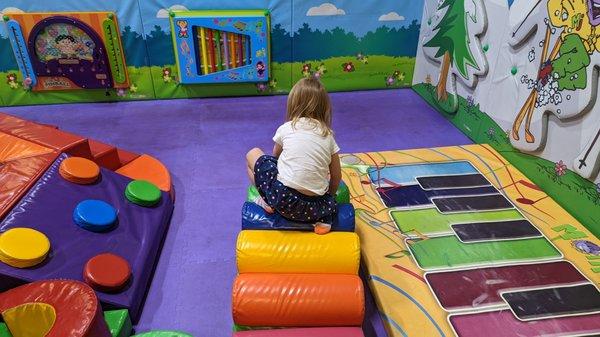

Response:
(83, 253), (131, 293)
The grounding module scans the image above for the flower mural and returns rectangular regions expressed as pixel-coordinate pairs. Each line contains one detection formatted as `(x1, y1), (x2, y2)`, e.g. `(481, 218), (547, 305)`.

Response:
(555, 160), (567, 177)
(342, 62), (355, 72)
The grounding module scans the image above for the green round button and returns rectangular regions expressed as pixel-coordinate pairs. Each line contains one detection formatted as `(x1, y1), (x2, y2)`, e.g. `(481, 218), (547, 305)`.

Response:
(125, 180), (161, 207)
(511, 66), (518, 75)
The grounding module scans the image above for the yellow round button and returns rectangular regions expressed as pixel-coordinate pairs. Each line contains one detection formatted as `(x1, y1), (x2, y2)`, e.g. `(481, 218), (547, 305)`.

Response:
(0, 228), (50, 268)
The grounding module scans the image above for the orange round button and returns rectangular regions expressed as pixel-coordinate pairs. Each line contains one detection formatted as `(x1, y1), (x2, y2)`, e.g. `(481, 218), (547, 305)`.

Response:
(83, 253), (131, 292)
(59, 157), (100, 185)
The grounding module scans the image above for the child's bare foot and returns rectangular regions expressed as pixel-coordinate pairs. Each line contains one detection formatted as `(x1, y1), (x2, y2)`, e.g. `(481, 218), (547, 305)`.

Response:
(314, 222), (332, 235)
(253, 196), (274, 214)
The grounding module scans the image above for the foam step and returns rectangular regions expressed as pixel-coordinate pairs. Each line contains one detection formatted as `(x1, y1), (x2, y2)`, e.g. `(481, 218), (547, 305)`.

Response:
(116, 154), (172, 194)
(236, 230), (360, 274)
(233, 327), (365, 337)
(232, 273), (364, 327)
(89, 140), (121, 171)
(241, 202), (355, 232)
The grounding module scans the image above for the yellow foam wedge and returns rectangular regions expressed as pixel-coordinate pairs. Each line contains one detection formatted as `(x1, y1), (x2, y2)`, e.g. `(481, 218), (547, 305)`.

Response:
(2, 302), (56, 337)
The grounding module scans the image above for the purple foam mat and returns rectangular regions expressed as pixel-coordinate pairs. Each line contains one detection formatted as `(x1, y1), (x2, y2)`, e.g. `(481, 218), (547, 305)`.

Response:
(0, 153), (174, 321)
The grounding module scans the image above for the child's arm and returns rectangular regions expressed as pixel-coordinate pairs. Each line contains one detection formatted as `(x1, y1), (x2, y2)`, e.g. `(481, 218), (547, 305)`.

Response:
(329, 153), (341, 196)
(273, 143), (283, 158)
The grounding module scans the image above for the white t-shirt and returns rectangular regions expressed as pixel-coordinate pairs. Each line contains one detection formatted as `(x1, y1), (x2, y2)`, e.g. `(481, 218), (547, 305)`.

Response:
(273, 118), (340, 195)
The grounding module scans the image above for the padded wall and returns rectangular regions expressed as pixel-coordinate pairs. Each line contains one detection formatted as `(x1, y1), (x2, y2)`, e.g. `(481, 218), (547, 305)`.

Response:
(412, 0), (600, 237)
(0, 0), (424, 106)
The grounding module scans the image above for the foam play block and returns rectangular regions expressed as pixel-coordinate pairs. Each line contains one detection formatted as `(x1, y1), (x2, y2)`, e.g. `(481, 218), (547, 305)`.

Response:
(84, 254), (132, 293)
(0, 228), (50, 268)
(236, 230), (360, 274)
(125, 180), (162, 207)
(116, 149), (140, 167)
(60, 157), (101, 185)
(73, 200), (118, 233)
(0, 323), (10, 337)
(233, 327), (365, 337)
(232, 273), (364, 327)
(0, 151), (58, 220)
(104, 310), (132, 337)
(0, 117), (93, 159)
(116, 154), (172, 193)
(89, 140), (121, 171)
(0, 309), (132, 337)
(0, 280), (111, 337)
(241, 202), (355, 232)
(0, 154), (174, 322)
(0, 132), (54, 162)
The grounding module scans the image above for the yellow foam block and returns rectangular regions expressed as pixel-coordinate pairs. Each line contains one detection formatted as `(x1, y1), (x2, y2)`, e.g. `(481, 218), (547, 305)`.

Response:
(0, 228), (50, 268)
(236, 230), (360, 274)
(2, 302), (56, 337)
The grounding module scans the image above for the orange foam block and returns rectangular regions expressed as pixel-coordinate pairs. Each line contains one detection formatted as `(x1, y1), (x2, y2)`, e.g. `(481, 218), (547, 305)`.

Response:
(116, 154), (172, 194)
(232, 273), (364, 327)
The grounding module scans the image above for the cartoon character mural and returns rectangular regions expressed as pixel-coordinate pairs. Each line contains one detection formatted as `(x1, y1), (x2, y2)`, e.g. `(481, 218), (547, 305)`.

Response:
(509, 0), (600, 179)
(176, 20), (189, 38)
(256, 61), (265, 78)
(421, 0), (488, 113)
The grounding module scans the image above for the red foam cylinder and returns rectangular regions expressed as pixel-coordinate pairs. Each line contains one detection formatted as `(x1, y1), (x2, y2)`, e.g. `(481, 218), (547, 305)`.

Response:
(232, 273), (364, 327)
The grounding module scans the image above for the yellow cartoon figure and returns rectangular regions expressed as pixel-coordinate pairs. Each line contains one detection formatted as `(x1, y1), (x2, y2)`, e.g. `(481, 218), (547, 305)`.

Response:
(176, 20), (189, 38)
(547, 0), (600, 52)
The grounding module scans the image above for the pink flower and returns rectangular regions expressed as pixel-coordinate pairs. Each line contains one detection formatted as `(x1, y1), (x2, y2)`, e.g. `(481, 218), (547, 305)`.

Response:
(116, 89), (126, 97)
(555, 160), (567, 176)
(256, 83), (267, 92)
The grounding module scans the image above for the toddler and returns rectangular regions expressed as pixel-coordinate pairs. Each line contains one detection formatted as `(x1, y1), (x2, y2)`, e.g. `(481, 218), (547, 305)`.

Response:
(246, 78), (341, 234)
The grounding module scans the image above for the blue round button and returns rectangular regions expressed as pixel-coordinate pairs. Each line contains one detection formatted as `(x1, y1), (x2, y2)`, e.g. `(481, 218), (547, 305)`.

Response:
(73, 200), (118, 232)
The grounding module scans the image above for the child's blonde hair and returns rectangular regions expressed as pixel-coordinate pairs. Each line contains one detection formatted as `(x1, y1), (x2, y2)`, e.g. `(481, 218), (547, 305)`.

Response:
(286, 77), (332, 136)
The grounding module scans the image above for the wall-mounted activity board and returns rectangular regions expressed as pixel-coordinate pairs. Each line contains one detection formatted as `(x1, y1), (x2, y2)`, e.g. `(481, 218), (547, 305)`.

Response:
(2, 12), (130, 91)
(169, 10), (270, 84)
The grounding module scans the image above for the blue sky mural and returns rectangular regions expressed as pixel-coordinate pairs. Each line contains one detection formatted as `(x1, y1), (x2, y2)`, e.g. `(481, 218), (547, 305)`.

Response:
(0, 0), (423, 37)
(292, 1), (423, 36)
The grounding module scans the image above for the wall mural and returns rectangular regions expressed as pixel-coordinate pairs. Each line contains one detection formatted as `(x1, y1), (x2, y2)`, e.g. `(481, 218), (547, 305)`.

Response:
(420, 0), (488, 113)
(413, 0), (600, 241)
(508, 0), (600, 181)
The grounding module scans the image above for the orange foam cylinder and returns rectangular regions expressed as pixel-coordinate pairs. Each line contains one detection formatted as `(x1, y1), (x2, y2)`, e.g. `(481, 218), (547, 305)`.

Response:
(232, 273), (365, 327)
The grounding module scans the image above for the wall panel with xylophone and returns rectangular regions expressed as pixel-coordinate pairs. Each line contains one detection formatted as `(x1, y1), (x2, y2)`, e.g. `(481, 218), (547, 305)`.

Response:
(169, 10), (270, 84)
(2, 12), (130, 91)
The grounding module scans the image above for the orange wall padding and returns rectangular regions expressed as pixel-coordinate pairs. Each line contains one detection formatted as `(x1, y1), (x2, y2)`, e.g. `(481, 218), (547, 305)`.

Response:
(232, 273), (364, 327)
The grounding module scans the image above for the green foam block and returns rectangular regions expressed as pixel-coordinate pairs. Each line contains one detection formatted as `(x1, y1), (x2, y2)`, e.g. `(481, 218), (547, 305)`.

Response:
(104, 309), (132, 337)
(335, 181), (350, 204)
(247, 185), (260, 202)
(125, 180), (162, 207)
(0, 323), (11, 337)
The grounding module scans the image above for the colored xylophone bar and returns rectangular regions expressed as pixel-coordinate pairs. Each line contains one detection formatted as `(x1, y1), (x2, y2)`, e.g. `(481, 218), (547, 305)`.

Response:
(197, 27), (251, 75)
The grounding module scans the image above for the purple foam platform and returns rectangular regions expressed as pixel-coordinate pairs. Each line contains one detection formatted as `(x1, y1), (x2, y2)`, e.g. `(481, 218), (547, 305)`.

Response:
(0, 153), (174, 321)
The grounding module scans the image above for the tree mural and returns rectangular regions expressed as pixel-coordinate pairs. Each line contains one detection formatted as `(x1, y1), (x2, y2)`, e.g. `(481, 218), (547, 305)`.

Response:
(423, 0), (487, 110)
